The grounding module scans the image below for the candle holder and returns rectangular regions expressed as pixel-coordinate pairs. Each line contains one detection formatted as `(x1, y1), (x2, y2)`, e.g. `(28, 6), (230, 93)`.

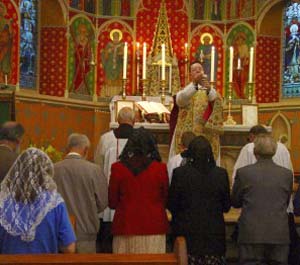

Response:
(122, 78), (127, 99)
(160, 79), (166, 105)
(141, 78), (148, 101)
(210, 80), (216, 90)
(184, 55), (189, 85)
(247, 81), (256, 104)
(136, 55), (141, 96)
(224, 82), (236, 125)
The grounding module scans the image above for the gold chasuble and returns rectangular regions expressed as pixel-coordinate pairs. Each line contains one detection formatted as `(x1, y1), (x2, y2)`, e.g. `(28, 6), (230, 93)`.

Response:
(174, 90), (223, 160)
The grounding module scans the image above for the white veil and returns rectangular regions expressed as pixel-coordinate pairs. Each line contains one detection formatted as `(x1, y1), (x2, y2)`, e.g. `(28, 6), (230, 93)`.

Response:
(0, 147), (63, 241)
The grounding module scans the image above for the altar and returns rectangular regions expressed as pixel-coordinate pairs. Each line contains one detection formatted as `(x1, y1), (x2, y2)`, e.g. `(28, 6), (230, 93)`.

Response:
(109, 96), (267, 185)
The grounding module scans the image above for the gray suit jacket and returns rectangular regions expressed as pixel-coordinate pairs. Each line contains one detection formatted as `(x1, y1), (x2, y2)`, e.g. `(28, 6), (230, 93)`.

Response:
(231, 159), (293, 244)
(54, 154), (108, 241)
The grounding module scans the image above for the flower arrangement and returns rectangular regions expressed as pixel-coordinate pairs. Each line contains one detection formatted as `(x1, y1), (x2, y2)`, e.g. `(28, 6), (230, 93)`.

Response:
(29, 141), (63, 163)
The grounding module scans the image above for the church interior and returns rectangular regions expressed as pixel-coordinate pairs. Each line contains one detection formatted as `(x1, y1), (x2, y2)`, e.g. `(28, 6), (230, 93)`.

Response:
(0, 0), (299, 179)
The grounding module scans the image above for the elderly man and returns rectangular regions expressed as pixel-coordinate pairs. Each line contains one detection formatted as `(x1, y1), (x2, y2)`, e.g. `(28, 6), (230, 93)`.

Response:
(232, 134), (293, 265)
(0, 121), (25, 182)
(54, 133), (108, 253)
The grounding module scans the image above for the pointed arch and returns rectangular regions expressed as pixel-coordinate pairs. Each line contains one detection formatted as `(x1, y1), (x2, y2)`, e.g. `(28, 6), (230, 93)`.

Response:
(269, 111), (292, 148)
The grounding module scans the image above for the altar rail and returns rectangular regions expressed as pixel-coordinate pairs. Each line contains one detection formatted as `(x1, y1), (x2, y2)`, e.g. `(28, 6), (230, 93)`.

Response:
(0, 237), (188, 265)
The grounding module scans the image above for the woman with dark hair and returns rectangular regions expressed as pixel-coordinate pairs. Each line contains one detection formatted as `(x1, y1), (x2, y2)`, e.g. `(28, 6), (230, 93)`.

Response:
(168, 136), (231, 265)
(0, 148), (76, 253)
(109, 128), (169, 253)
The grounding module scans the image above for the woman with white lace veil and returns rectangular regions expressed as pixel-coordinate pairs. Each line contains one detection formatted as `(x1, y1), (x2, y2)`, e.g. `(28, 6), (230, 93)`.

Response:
(0, 147), (76, 253)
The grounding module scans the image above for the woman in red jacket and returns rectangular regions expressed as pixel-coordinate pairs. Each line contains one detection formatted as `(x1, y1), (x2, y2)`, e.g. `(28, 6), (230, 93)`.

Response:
(109, 128), (169, 253)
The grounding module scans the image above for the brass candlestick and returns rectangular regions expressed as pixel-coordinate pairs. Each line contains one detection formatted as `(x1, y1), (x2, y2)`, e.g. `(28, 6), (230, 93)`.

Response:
(247, 81), (256, 103)
(141, 78), (148, 101)
(184, 55), (189, 85)
(224, 82), (236, 125)
(210, 80), (216, 90)
(160, 79), (166, 105)
(122, 78), (127, 99)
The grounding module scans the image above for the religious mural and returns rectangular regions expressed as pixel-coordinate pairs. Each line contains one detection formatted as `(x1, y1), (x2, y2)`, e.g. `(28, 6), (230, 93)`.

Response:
(283, 0), (300, 98)
(98, 22), (133, 97)
(99, 0), (133, 17)
(0, 2), (13, 85)
(68, 17), (95, 95)
(192, 0), (223, 21)
(226, 24), (254, 100)
(191, 26), (224, 94)
(100, 29), (124, 96)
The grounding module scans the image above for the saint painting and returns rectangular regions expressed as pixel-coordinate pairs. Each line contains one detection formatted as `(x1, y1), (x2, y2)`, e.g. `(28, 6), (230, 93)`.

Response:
(101, 29), (124, 97)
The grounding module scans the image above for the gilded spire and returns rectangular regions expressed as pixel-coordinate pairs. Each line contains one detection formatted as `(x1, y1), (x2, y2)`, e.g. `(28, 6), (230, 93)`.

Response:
(150, 1), (173, 59)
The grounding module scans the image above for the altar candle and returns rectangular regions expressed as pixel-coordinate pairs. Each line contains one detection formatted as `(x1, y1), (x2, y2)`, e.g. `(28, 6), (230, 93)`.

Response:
(142, 42), (147, 79)
(229, 46), (233, 82)
(162, 43), (166, 80)
(123, 42), (128, 79)
(210, 46), (215, 82)
(249, 47), (254, 82)
(136, 42), (140, 57)
(237, 58), (241, 70)
(4, 74), (7, 86)
(184, 43), (188, 56)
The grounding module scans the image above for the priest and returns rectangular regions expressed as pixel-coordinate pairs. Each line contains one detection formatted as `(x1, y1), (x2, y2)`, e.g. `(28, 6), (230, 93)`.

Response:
(169, 61), (223, 162)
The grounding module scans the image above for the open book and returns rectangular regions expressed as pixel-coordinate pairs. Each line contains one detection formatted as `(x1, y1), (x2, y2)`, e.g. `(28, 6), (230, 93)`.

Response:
(135, 101), (170, 123)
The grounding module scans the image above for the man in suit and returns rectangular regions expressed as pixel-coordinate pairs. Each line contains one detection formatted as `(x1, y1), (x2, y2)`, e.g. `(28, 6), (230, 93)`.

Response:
(54, 133), (108, 253)
(232, 134), (293, 265)
(0, 121), (25, 182)
(94, 106), (135, 252)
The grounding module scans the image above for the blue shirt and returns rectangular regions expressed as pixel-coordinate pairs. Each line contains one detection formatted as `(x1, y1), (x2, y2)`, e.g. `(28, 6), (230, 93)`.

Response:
(0, 202), (76, 254)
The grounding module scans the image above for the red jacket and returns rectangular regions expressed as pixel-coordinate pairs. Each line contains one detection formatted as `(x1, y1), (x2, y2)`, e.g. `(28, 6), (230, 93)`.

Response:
(109, 161), (169, 235)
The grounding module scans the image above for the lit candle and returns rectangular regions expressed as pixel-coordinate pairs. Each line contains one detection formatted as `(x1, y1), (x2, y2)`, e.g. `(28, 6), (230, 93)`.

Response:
(229, 46), (233, 82)
(249, 47), (254, 82)
(136, 42), (140, 57)
(123, 42), (128, 79)
(237, 58), (241, 70)
(4, 74), (7, 86)
(210, 46), (215, 82)
(161, 43), (165, 80)
(142, 42), (147, 79)
(184, 43), (188, 56)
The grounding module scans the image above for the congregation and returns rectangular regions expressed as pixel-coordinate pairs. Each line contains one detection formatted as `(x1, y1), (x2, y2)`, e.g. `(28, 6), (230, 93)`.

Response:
(0, 63), (299, 265)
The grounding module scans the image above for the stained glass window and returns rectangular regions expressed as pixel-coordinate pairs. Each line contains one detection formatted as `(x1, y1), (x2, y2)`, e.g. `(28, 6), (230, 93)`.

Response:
(283, 1), (300, 98)
(20, 0), (38, 89)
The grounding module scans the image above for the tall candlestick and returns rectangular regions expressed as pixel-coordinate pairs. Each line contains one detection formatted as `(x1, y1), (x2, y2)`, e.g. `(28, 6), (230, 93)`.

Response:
(161, 43), (165, 80)
(184, 43), (188, 56)
(4, 74), (7, 86)
(210, 46), (215, 82)
(249, 47), (254, 82)
(229, 46), (233, 82)
(123, 42), (128, 79)
(142, 42), (147, 79)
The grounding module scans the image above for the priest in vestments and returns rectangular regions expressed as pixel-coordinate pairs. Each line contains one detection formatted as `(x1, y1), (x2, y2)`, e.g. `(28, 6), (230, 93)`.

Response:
(169, 61), (223, 162)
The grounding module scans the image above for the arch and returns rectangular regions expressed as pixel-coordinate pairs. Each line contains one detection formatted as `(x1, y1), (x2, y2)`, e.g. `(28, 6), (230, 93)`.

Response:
(97, 19), (133, 40)
(226, 21), (255, 42)
(69, 14), (96, 33)
(269, 111), (291, 148)
(191, 23), (224, 39)
(257, 0), (284, 34)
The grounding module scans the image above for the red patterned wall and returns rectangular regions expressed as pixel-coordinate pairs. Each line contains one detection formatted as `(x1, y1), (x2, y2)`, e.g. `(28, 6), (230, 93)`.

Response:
(136, 0), (188, 87)
(2, 0), (19, 85)
(256, 36), (281, 103)
(39, 27), (67, 96)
